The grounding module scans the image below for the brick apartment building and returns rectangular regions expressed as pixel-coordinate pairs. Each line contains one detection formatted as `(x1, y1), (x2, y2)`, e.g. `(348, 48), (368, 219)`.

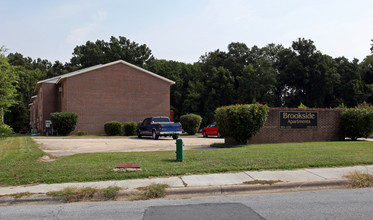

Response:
(29, 60), (175, 135)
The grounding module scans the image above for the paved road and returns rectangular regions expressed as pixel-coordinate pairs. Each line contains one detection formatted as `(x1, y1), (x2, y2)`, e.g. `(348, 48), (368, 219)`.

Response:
(2, 188), (373, 219)
(32, 136), (224, 157)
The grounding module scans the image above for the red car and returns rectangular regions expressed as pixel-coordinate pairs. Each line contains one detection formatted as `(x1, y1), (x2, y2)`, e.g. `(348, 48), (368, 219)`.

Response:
(201, 123), (222, 138)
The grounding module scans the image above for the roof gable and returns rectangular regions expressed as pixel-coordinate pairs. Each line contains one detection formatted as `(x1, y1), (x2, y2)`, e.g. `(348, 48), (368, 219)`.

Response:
(35, 60), (175, 91)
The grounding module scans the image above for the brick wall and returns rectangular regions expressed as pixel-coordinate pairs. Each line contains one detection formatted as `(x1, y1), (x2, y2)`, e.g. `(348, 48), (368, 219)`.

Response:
(37, 83), (58, 134)
(33, 98), (38, 129)
(227, 108), (344, 144)
(62, 62), (171, 134)
(37, 87), (43, 130)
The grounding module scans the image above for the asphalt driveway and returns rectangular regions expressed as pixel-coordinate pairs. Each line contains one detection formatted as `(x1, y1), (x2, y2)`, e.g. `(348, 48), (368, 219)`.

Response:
(32, 136), (224, 157)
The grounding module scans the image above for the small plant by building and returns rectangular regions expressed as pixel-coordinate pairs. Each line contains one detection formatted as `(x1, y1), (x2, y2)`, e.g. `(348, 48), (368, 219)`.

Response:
(104, 121), (123, 136)
(341, 107), (373, 140)
(215, 104), (269, 144)
(50, 112), (78, 136)
(180, 113), (202, 135)
(123, 121), (137, 136)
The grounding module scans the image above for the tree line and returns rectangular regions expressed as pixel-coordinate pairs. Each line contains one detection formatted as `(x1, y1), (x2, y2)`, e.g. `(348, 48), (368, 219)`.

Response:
(1, 36), (373, 131)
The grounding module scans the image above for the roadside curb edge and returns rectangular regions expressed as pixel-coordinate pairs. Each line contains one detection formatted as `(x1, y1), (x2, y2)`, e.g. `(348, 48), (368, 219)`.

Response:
(0, 195), (64, 206)
(0, 180), (350, 206)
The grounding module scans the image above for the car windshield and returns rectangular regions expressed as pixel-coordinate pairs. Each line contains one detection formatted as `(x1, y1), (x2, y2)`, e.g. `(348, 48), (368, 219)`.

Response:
(152, 118), (170, 123)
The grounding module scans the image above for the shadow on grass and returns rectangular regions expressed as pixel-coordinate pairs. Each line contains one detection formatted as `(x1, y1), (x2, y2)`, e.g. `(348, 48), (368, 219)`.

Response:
(161, 159), (183, 163)
(209, 143), (244, 148)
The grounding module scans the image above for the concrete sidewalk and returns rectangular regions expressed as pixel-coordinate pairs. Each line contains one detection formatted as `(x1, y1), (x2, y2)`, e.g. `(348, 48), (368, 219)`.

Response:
(1, 165), (372, 197)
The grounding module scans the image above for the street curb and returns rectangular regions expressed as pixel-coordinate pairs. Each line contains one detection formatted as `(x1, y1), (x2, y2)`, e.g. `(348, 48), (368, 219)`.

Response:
(114, 180), (350, 199)
(0, 195), (64, 206)
(164, 180), (350, 197)
(0, 180), (350, 206)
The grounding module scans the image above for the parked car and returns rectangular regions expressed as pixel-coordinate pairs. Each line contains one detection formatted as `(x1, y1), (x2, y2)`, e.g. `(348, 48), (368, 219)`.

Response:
(137, 116), (182, 140)
(201, 123), (222, 138)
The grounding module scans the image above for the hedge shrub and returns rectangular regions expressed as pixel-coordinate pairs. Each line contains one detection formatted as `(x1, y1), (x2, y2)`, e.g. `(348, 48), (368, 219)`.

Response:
(50, 112), (78, 136)
(215, 104), (269, 144)
(123, 121), (137, 136)
(341, 108), (373, 140)
(104, 121), (123, 136)
(0, 122), (14, 137)
(180, 114), (202, 135)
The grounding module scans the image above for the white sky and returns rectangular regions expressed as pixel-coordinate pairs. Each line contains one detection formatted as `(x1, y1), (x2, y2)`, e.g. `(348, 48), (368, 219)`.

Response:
(1, 0), (372, 64)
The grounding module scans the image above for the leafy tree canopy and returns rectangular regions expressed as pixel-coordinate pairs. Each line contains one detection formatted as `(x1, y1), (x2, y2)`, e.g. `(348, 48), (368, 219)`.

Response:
(0, 46), (17, 122)
(71, 36), (154, 68)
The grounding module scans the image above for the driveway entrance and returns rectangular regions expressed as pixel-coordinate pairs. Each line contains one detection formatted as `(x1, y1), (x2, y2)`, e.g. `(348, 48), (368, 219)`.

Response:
(32, 136), (224, 157)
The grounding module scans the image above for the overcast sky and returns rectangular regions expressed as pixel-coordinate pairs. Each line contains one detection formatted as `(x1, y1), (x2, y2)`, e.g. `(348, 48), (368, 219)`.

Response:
(1, 0), (372, 64)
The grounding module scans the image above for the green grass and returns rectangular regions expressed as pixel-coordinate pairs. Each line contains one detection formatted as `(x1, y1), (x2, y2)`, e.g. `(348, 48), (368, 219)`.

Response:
(0, 136), (372, 186)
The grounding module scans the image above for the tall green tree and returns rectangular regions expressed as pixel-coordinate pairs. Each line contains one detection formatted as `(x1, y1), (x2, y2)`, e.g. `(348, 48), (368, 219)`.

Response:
(7, 52), (68, 78)
(6, 52), (51, 131)
(197, 42), (283, 124)
(71, 36), (154, 68)
(226, 42), (250, 77)
(237, 59), (276, 105)
(201, 66), (235, 124)
(145, 59), (201, 121)
(334, 57), (364, 106)
(0, 47), (17, 123)
(236, 44), (279, 106)
(360, 55), (373, 104)
(277, 38), (340, 107)
(7, 52), (33, 69)
(182, 80), (205, 115)
(4, 67), (45, 131)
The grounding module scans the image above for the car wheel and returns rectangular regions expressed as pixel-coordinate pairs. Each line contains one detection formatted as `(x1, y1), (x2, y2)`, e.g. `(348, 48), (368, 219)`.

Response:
(137, 130), (142, 138)
(203, 131), (207, 138)
(152, 130), (159, 140)
(172, 135), (179, 139)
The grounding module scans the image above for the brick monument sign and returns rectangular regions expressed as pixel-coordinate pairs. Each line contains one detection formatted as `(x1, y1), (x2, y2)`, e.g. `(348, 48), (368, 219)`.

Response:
(231, 108), (344, 144)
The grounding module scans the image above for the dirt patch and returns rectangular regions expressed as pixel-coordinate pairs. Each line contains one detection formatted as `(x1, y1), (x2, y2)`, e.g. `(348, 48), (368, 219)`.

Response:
(37, 155), (57, 162)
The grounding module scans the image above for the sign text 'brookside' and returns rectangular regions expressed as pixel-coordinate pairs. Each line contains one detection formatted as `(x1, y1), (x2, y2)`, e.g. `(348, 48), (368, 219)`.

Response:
(280, 111), (318, 129)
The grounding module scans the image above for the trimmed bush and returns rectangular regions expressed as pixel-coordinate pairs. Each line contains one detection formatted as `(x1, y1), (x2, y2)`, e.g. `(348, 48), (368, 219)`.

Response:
(104, 121), (122, 136)
(215, 104), (269, 144)
(123, 121), (137, 136)
(180, 114), (202, 135)
(341, 108), (373, 140)
(0, 122), (14, 137)
(50, 112), (78, 136)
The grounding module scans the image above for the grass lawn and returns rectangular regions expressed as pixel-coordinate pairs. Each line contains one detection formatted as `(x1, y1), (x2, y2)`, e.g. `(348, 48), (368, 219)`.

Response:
(0, 136), (372, 186)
